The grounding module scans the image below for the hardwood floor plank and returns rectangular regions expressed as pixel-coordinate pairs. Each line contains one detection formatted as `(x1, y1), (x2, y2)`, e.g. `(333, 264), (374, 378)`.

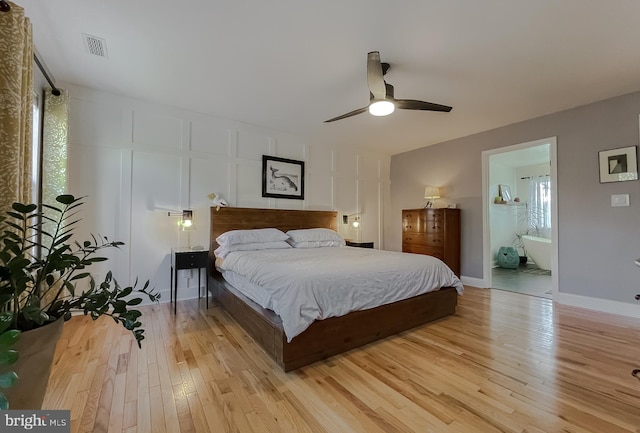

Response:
(107, 371), (126, 433)
(43, 287), (640, 433)
(186, 392), (211, 433)
(122, 399), (136, 431)
(76, 361), (107, 433)
(149, 386), (167, 433)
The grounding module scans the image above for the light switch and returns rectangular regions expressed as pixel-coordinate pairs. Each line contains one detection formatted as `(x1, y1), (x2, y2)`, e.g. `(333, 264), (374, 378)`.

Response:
(611, 194), (629, 207)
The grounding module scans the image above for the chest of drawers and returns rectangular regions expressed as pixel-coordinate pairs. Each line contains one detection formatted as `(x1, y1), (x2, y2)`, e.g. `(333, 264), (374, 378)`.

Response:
(402, 208), (461, 276)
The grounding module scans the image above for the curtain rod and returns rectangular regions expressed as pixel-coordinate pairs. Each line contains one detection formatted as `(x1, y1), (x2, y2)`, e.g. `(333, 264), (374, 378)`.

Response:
(34, 53), (61, 96)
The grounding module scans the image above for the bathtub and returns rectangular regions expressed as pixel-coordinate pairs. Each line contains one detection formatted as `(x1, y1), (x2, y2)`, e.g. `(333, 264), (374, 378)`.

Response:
(522, 235), (552, 271)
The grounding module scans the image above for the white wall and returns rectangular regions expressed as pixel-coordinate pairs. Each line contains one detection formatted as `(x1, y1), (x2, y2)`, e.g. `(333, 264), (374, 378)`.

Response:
(489, 161), (517, 264)
(64, 83), (390, 302)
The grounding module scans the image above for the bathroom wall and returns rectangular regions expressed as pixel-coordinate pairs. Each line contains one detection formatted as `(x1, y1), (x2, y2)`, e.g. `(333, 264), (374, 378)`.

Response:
(489, 160), (517, 264)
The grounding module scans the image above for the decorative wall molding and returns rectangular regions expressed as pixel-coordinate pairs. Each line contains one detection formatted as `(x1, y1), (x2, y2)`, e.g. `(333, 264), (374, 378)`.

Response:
(64, 82), (391, 301)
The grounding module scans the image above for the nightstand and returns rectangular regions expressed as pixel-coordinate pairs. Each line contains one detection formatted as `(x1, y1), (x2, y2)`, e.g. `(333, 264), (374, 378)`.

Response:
(170, 248), (209, 314)
(345, 240), (374, 249)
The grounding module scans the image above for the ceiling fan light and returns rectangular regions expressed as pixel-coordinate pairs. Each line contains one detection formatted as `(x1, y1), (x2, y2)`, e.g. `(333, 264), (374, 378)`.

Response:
(368, 100), (395, 116)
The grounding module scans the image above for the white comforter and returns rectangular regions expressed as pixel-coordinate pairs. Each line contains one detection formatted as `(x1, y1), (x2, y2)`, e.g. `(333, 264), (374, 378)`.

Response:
(218, 247), (464, 341)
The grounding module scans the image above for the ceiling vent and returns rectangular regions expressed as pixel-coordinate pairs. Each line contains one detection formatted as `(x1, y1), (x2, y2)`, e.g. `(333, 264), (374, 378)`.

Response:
(82, 33), (108, 58)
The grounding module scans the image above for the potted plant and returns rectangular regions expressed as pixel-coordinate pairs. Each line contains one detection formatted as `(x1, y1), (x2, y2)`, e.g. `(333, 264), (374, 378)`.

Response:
(0, 313), (20, 410)
(513, 202), (542, 265)
(0, 194), (159, 409)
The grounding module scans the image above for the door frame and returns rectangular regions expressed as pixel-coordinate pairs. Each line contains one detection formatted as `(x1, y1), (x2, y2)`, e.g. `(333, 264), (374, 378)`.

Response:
(481, 137), (559, 298)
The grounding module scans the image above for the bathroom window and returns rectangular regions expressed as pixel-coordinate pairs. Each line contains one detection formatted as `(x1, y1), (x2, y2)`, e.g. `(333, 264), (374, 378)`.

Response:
(529, 176), (551, 234)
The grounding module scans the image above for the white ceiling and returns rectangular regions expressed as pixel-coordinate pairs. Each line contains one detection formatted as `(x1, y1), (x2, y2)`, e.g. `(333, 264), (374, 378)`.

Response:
(16, 0), (640, 155)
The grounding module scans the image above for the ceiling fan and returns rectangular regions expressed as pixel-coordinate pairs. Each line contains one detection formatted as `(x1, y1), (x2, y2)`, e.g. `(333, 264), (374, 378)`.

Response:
(324, 51), (452, 123)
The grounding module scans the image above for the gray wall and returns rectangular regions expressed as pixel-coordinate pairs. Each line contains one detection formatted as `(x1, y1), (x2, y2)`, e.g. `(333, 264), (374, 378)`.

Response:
(389, 91), (640, 304)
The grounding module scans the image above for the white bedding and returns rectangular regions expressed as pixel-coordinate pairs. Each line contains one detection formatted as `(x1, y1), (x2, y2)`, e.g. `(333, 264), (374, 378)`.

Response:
(218, 246), (464, 342)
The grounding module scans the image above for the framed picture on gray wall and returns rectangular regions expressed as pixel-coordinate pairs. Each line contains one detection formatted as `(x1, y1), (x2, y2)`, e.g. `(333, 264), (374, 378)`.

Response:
(262, 155), (305, 199)
(598, 146), (638, 183)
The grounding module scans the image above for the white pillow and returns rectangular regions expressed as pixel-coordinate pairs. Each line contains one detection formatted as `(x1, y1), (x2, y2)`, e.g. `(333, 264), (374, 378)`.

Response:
(216, 228), (288, 246)
(286, 228), (344, 243)
(214, 240), (291, 258)
(289, 240), (345, 249)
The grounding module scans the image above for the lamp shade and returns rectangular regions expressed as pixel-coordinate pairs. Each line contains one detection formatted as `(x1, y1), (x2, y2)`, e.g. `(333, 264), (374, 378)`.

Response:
(424, 186), (441, 200)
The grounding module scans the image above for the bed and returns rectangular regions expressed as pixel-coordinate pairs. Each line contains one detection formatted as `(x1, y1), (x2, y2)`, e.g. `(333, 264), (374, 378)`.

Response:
(208, 206), (461, 371)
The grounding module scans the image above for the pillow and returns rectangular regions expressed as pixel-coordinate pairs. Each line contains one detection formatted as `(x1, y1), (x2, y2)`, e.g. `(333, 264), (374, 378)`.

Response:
(214, 240), (291, 259)
(286, 228), (344, 243)
(289, 240), (345, 249)
(216, 228), (288, 246)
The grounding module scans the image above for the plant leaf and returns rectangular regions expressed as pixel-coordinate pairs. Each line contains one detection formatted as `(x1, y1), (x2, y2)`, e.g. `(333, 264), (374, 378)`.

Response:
(0, 350), (18, 366)
(0, 330), (20, 350)
(0, 372), (19, 389)
(0, 313), (13, 335)
(55, 194), (77, 205)
(11, 203), (37, 214)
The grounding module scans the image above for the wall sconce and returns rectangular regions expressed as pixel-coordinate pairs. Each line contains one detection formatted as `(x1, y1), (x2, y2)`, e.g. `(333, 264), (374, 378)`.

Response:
(168, 209), (195, 230)
(342, 214), (361, 229)
(424, 186), (441, 208)
(352, 216), (360, 229)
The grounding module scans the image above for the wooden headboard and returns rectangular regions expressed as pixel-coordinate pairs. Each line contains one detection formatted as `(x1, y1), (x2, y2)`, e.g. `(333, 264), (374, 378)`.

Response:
(209, 207), (338, 265)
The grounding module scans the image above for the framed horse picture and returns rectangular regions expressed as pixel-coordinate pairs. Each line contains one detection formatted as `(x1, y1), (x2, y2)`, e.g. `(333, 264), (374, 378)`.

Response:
(262, 155), (305, 200)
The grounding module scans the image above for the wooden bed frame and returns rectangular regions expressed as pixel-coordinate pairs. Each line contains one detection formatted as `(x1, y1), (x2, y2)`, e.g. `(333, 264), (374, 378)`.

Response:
(209, 207), (458, 371)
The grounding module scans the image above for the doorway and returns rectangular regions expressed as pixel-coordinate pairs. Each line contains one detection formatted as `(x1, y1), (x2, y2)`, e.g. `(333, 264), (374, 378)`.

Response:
(482, 137), (559, 299)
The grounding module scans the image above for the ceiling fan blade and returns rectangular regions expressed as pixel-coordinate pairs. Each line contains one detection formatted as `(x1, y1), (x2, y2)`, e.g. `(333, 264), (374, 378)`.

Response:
(367, 51), (386, 100)
(395, 99), (453, 112)
(324, 106), (368, 123)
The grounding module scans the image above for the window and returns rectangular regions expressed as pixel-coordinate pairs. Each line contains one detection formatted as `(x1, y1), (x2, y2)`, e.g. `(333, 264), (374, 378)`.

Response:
(529, 176), (551, 234)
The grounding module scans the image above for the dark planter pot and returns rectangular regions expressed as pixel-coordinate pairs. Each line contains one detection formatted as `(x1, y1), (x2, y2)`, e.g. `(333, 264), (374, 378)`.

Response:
(5, 317), (64, 409)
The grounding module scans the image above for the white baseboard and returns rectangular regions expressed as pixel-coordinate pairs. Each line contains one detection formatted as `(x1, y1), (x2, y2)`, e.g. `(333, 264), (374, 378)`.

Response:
(557, 292), (640, 319)
(460, 276), (486, 288)
(145, 286), (205, 306)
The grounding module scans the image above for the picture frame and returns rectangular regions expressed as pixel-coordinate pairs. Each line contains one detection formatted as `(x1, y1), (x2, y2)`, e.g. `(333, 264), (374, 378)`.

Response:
(498, 184), (512, 202)
(598, 146), (638, 183)
(262, 155), (305, 200)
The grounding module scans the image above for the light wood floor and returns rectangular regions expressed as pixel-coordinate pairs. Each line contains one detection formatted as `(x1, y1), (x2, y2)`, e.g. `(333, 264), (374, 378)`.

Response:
(43, 286), (640, 433)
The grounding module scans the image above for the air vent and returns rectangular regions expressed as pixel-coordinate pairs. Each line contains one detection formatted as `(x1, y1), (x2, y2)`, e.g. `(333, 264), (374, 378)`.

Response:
(82, 33), (108, 58)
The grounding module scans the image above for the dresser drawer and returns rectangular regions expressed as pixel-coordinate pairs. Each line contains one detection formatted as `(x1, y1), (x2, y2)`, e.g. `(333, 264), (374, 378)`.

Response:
(174, 251), (208, 269)
(402, 212), (427, 232)
(403, 233), (427, 245)
(425, 233), (444, 246)
(403, 233), (444, 246)
(402, 244), (444, 260)
(425, 209), (443, 221)
(424, 222), (443, 234)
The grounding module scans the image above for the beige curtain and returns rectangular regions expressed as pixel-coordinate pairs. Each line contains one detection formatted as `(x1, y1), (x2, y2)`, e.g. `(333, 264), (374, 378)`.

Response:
(0, 2), (33, 211)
